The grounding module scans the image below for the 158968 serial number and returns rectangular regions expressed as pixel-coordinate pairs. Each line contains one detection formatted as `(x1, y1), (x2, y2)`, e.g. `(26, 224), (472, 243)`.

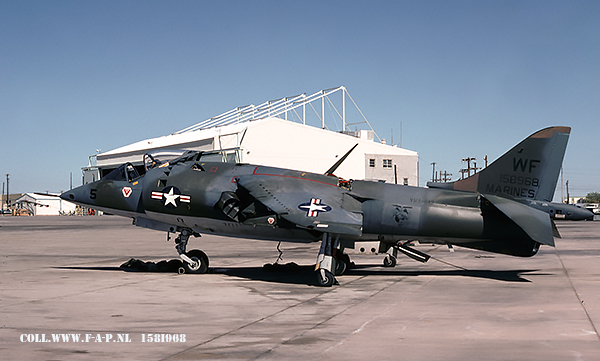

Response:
(141, 334), (186, 343)
(499, 174), (540, 187)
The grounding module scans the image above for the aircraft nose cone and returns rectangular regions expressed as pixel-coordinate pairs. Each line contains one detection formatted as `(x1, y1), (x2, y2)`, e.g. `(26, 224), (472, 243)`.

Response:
(580, 208), (595, 220)
(60, 191), (74, 201)
(60, 184), (92, 205)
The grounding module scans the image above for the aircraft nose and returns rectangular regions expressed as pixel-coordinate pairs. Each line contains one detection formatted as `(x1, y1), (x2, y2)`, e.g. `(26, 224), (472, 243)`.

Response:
(60, 184), (92, 205)
(60, 191), (72, 201)
(580, 208), (595, 220)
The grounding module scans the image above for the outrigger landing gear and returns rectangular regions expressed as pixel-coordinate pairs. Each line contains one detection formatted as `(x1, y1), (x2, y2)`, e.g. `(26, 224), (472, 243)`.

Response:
(383, 245), (398, 268)
(315, 233), (339, 287)
(173, 229), (209, 274)
(385, 241), (430, 266)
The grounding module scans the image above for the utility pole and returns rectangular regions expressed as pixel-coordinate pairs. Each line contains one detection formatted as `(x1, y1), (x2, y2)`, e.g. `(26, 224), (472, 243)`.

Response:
(441, 171), (453, 182)
(560, 167), (564, 204)
(462, 157), (474, 176)
(461, 157), (479, 178)
(473, 161), (481, 174)
(399, 121), (402, 148)
(5, 174), (9, 211)
(566, 180), (570, 204)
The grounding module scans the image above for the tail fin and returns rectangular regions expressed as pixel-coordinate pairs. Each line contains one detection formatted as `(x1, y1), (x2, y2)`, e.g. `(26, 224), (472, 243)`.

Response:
(428, 126), (570, 201)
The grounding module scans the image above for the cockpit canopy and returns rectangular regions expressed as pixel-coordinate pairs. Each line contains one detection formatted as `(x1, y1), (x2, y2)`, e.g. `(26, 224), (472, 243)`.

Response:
(103, 163), (141, 183)
(143, 149), (241, 171)
(101, 149), (242, 182)
(143, 150), (188, 171)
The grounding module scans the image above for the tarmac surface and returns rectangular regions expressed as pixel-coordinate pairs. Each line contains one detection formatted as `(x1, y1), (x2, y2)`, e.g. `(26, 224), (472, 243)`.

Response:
(1, 215), (600, 360)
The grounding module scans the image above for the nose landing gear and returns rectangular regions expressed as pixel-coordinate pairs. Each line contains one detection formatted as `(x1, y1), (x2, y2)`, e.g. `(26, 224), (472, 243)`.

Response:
(173, 229), (209, 274)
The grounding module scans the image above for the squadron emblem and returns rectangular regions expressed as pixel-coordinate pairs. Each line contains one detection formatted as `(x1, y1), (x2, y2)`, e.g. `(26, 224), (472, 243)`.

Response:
(122, 187), (132, 198)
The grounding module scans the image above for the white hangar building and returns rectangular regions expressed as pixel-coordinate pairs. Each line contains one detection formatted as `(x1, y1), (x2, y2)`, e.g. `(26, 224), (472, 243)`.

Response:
(84, 87), (418, 186)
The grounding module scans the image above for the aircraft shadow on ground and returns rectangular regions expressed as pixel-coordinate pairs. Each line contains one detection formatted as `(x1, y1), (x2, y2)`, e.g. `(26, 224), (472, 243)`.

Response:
(55, 266), (124, 272)
(221, 264), (544, 285)
(55, 260), (548, 286)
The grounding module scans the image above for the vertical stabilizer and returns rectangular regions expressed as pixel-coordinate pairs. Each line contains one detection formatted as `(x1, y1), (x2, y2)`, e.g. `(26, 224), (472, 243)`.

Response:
(428, 126), (570, 201)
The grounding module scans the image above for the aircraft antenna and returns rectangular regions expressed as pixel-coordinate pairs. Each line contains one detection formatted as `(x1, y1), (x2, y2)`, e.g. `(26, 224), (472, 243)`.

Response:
(325, 143), (359, 176)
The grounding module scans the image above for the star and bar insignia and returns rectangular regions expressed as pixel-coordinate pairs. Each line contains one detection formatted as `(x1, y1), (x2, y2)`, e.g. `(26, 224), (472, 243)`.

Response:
(151, 186), (191, 208)
(298, 198), (332, 217)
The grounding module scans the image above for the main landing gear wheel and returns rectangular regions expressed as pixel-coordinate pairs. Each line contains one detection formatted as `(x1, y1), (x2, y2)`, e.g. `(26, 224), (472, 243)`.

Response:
(317, 269), (336, 287)
(182, 249), (209, 274)
(333, 252), (351, 276)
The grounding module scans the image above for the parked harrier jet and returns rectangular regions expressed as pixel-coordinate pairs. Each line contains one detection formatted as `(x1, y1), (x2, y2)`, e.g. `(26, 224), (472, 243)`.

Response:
(62, 126), (571, 286)
(427, 126), (593, 221)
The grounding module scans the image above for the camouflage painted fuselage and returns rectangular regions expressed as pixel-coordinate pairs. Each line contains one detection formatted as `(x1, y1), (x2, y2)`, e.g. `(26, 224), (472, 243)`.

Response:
(63, 157), (553, 258)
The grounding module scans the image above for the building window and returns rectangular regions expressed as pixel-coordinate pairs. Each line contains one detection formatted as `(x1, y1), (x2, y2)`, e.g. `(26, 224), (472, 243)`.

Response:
(383, 159), (392, 169)
(369, 159), (375, 168)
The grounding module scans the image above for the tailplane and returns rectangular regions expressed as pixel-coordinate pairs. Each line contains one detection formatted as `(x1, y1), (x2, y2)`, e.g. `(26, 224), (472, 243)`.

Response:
(428, 126), (570, 201)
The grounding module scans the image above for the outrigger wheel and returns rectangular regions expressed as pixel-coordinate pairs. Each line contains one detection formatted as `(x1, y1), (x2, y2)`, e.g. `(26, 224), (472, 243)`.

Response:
(383, 254), (397, 267)
(182, 249), (209, 274)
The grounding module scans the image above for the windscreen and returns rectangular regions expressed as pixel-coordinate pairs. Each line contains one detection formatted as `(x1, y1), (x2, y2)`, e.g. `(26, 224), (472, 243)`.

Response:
(103, 163), (140, 182)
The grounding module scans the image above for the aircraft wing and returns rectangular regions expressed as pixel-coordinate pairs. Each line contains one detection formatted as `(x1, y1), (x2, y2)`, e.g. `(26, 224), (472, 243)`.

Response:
(236, 170), (363, 236)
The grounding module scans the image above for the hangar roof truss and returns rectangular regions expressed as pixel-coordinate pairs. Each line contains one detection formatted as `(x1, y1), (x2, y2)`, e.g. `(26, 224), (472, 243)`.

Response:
(173, 86), (381, 141)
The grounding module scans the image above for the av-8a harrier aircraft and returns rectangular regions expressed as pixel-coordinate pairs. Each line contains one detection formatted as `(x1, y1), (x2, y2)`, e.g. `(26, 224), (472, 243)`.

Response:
(62, 126), (571, 286)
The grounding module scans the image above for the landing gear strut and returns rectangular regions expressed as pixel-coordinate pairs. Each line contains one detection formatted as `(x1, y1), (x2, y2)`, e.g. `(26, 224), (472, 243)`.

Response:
(174, 229), (209, 274)
(385, 241), (430, 265)
(315, 233), (339, 287)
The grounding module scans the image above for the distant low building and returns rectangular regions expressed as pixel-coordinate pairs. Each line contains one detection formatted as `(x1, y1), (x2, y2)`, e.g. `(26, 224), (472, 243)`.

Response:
(12, 193), (77, 216)
(1, 193), (23, 215)
(565, 196), (586, 204)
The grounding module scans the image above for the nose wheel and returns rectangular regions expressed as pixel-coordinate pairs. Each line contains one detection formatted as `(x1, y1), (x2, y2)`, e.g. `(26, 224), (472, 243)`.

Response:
(182, 249), (209, 274)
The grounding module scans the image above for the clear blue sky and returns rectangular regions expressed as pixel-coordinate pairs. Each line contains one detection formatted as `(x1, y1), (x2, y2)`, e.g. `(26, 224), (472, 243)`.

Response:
(1, 0), (598, 199)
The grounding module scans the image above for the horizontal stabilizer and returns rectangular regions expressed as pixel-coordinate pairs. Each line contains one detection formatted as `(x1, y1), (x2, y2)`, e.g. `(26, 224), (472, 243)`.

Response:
(551, 220), (561, 239)
(483, 194), (554, 247)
